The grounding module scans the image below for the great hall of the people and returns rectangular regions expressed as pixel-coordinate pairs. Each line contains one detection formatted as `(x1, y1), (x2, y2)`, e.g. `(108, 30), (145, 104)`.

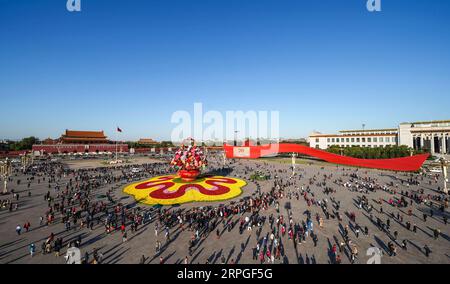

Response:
(308, 120), (450, 157)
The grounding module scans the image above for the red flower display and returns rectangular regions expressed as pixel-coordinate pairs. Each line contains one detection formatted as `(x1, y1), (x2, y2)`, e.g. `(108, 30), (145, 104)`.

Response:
(170, 139), (208, 177)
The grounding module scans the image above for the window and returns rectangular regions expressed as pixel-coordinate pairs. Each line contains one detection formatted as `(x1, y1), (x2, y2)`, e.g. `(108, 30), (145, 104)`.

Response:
(346, 138), (350, 142)
(362, 138), (366, 143)
(351, 138), (355, 142)
(379, 137), (384, 142)
(356, 138), (360, 142)
(332, 138), (335, 143)
(336, 138), (340, 143)
(316, 138), (319, 143)
(386, 137), (390, 143)
(368, 138), (372, 143)
(373, 137), (378, 142)
(327, 138), (330, 142)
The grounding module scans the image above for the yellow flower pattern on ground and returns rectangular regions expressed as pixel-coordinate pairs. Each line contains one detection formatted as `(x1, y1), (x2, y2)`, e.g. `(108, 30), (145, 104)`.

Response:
(123, 175), (247, 206)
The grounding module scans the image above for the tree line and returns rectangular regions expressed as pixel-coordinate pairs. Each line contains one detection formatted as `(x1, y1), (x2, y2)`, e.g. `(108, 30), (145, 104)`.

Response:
(326, 145), (427, 159)
(126, 141), (175, 149)
(2, 137), (40, 151)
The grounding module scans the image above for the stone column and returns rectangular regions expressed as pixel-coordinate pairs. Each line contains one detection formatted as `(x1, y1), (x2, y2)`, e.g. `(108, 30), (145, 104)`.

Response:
(445, 133), (450, 154)
(442, 133), (447, 154)
(438, 134), (443, 154)
(431, 134), (435, 154)
(420, 134), (424, 151)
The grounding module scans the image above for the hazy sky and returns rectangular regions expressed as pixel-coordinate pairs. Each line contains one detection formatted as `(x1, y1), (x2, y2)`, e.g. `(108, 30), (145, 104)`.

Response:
(1, 0), (449, 141)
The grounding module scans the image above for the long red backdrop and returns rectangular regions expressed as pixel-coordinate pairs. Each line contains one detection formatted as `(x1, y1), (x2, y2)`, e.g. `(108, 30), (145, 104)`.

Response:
(223, 144), (429, 172)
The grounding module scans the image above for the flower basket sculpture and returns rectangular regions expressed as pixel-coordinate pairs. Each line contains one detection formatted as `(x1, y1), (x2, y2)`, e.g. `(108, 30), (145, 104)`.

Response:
(170, 139), (208, 182)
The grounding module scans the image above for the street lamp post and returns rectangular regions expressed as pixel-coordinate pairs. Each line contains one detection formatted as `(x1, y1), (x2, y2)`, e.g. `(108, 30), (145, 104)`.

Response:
(291, 153), (297, 176)
(222, 151), (227, 167)
(21, 154), (33, 173)
(1, 158), (12, 195)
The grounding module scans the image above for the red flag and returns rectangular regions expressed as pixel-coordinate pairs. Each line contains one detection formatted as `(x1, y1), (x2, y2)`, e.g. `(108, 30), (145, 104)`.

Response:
(117, 127), (122, 133)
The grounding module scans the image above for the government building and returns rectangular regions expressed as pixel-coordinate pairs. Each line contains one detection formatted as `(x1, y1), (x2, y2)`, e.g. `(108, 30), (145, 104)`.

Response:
(60, 130), (109, 144)
(308, 120), (450, 157)
(32, 130), (128, 155)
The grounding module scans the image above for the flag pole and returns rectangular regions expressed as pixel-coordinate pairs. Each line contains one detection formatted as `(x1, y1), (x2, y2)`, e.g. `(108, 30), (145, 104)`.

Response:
(116, 126), (118, 162)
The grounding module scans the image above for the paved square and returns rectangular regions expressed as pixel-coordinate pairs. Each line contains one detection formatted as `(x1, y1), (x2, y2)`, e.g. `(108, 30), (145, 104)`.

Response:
(0, 155), (448, 264)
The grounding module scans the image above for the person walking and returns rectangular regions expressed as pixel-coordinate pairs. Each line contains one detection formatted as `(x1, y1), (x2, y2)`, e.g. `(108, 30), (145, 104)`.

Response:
(16, 225), (22, 235)
(401, 240), (407, 251)
(424, 245), (431, 257)
(433, 229), (440, 240)
(29, 243), (36, 258)
(312, 234), (318, 247)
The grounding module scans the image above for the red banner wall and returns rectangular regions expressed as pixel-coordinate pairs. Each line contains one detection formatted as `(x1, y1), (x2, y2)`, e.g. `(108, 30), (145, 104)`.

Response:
(223, 144), (429, 172)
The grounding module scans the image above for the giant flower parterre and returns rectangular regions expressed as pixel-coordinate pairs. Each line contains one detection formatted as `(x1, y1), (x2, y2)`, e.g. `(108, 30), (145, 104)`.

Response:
(123, 175), (247, 205)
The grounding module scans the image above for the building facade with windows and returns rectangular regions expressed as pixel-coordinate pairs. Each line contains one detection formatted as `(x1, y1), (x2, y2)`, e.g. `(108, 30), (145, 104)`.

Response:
(60, 130), (109, 144)
(309, 120), (450, 157)
(32, 130), (128, 154)
(399, 120), (450, 155)
(137, 138), (159, 146)
(309, 129), (398, 150)
(308, 120), (450, 156)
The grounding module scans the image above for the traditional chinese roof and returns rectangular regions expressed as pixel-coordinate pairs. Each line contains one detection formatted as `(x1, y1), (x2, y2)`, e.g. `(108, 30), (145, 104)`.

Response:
(60, 130), (109, 144)
(63, 130), (107, 139)
(138, 138), (159, 144)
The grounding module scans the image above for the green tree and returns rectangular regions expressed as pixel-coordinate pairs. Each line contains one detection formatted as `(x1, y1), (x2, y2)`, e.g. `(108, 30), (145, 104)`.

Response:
(327, 145), (416, 159)
(9, 137), (40, 151)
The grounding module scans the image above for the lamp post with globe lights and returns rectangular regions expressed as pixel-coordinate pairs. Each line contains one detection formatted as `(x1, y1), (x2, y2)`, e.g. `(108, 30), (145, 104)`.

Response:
(0, 158), (12, 195)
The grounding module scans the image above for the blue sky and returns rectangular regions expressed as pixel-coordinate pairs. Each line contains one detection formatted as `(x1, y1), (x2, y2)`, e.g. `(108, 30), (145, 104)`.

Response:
(1, 0), (449, 141)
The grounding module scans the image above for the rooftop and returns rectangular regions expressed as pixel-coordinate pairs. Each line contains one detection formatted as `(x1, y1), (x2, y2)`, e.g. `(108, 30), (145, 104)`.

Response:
(401, 120), (450, 125)
(63, 130), (107, 139)
(138, 138), (159, 144)
(339, 128), (398, 133)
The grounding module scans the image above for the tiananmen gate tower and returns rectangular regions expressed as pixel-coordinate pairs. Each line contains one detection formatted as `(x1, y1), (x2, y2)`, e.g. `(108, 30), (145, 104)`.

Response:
(32, 129), (128, 155)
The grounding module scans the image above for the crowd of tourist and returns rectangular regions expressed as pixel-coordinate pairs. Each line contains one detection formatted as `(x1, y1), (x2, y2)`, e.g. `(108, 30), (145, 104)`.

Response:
(0, 153), (448, 264)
